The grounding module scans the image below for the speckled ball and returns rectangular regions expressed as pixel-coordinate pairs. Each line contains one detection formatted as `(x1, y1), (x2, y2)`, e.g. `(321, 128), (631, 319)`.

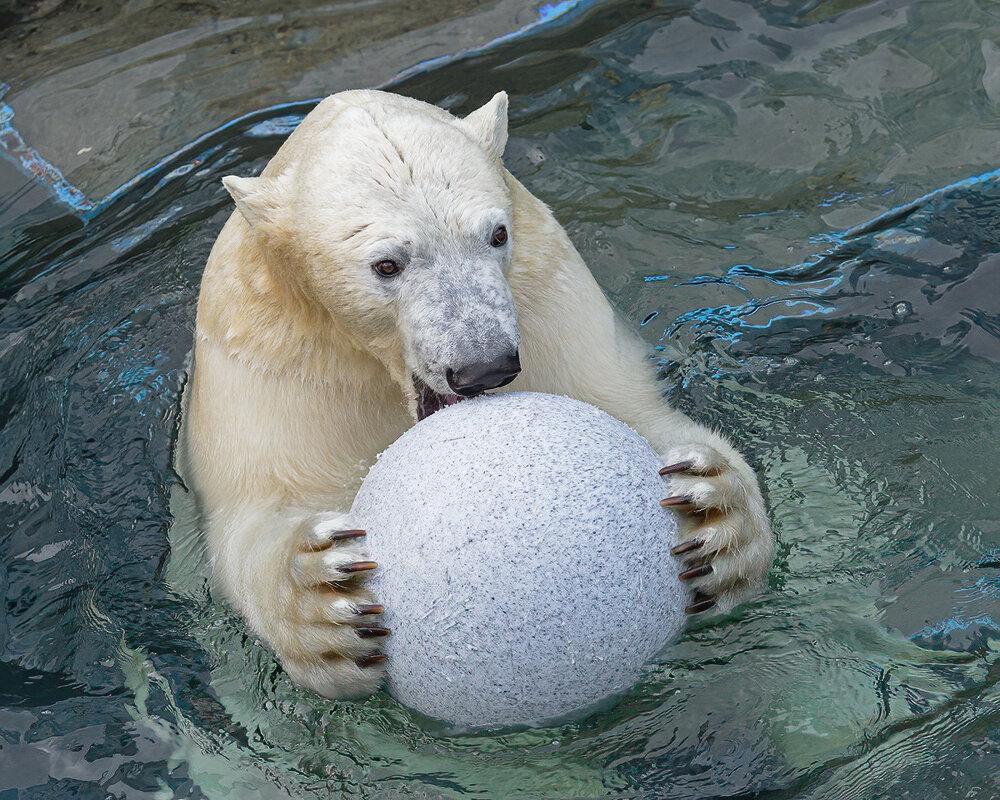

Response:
(350, 391), (687, 729)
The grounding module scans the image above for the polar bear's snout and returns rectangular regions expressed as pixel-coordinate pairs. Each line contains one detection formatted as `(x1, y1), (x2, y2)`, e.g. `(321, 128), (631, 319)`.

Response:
(446, 350), (521, 397)
(413, 348), (520, 420)
(400, 253), (521, 419)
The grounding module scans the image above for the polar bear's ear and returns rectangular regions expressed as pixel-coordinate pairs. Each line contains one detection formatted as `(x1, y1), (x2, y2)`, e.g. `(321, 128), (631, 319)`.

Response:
(459, 91), (508, 162)
(222, 174), (287, 229)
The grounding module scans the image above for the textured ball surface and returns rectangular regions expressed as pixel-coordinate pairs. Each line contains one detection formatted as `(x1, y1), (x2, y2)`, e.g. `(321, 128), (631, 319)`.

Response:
(350, 392), (687, 729)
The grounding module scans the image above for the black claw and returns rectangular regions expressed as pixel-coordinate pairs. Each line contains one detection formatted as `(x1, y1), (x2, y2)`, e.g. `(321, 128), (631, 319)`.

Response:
(356, 626), (390, 639)
(308, 529), (366, 551)
(671, 538), (704, 556)
(330, 529), (366, 540)
(342, 561), (378, 574)
(659, 460), (695, 476)
(356, 653), (388, 668)
(686, 595), (716, 614)
(679, 563), (713, 581)
(355, 604), (384, 616)
(661, 495), (695, 508)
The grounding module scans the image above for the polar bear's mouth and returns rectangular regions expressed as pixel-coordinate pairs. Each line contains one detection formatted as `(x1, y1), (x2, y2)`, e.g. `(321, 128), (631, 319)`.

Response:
(414, 376), (466, 421)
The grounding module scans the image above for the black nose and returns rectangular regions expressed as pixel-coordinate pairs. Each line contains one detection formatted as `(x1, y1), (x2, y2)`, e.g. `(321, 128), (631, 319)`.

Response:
(446, 351), (521, 397)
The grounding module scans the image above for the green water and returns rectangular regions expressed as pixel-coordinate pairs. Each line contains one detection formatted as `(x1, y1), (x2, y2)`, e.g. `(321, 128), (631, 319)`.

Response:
(2, 0), (1000, 797)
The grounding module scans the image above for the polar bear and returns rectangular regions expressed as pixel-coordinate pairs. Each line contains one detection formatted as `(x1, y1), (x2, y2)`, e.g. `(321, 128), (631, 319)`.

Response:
(179, 90), (774, 700)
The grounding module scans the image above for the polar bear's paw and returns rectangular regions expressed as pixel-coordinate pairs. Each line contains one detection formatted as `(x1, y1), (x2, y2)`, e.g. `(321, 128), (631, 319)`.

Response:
(278, 512), (389, 698)
(658, 444), (773, 615)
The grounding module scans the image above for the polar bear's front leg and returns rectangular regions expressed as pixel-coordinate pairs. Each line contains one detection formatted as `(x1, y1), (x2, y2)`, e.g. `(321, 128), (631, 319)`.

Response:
(657, 441), (773, 615)
(508, 234), (775, 616)
(210, 508), (389, 698)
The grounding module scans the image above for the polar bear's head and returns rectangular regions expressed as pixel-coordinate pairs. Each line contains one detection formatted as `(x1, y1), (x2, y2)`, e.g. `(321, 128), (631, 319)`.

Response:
(222, 91), (521, 420)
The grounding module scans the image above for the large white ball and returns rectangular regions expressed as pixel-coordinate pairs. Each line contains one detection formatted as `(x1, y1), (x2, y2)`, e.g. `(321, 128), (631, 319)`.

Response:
(350, 392), (687, 729)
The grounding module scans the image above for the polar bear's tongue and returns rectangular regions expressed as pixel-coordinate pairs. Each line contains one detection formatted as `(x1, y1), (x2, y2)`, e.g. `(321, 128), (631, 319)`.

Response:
(415, 377), (464, 421)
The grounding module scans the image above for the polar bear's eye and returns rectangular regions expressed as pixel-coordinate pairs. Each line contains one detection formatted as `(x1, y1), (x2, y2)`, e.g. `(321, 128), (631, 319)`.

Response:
(373, 259), (402, 277)
(490, 225), (508, 248)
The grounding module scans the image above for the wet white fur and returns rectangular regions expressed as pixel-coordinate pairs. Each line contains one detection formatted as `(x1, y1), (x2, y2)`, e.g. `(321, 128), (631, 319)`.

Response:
(179, 90), (774, 699)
